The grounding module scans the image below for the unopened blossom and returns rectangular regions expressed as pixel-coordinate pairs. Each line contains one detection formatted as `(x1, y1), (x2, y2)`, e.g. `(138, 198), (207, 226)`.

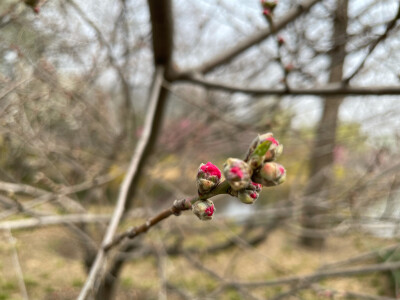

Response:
(261, 0), (277, 15)
(192, 199), (215, 221)
(247, 133), (283, 169)
(259, 133), (283, 162)
(196, 162), (221, 194)
(259, 162), (286, 186)
(263, 8), (271, 16)
(223, 158), (252, 191)
(237, 182), (263, 204)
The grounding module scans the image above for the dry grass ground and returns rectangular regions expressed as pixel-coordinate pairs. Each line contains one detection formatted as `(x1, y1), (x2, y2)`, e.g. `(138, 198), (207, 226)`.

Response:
(0, 217), (394, 300)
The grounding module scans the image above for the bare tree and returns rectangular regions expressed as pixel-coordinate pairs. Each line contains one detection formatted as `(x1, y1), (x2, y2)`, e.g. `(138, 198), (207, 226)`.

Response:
(1, 0), (400, 299)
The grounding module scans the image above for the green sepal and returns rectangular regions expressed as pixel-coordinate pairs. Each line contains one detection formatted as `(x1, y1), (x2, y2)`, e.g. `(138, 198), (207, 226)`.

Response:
(253, 140), (272, 157)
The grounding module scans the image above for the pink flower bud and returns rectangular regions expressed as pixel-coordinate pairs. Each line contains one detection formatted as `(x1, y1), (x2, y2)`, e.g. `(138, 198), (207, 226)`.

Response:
(263, 8), (271, 16)
(223, 158), (252, 191)
(237, 181), (263, 204)
(196, 162), (221, 194)
(192, 199), (215, 221)
(251, 182), (263, 192)
(277, 35), (285, 45)
(259, 162), (286, 186)
(247, 133), (283, 169)
(238, 190), (257, 204)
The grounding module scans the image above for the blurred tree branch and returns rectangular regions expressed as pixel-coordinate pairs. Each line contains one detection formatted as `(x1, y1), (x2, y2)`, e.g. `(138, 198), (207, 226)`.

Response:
(78, 65), (165, 300)
(178, 75), (400, 95)
(176, 0), (322, 76)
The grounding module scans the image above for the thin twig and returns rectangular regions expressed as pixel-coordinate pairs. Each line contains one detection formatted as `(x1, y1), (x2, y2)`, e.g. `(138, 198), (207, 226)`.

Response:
(162, 81), (261, 132)
(153, 239), (168, 300)
(184, 252), (262, 300)
(232, 261), (400, 288)
(103, 198), (193, 252)
(6, 228), (29, 300)
(0, 214), (111, 230)
(166, 282), (195, 300)
(312, 283), (396, 300)
(0, 191), (101, 256)
(320, 243), (400, 270)
(0, 172), (119, 220)
(179, 75), (400, 96)
(0, 78), (32, 101)
(178, 0), (322, 75)
(104, 181), (232, 251)
(343, 5), (400, 84)
(67, 0), (133, 119)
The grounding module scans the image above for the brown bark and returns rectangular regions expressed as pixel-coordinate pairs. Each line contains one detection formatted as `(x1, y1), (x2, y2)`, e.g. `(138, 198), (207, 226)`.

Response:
(300, 0), (348, 248)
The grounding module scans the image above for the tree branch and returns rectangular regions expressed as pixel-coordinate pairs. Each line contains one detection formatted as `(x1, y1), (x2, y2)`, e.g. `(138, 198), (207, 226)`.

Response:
(179, 75), (400, 96)
(344, 5), (400, 84)
(312, 284), (397, 300)
(0, 172), (118, 220)
(77, 66), (165, 300)
(232, 261), (400, 288)
(104, 180), (232, 251)
(6, 228), (29, 300)
(177, 0), (322, 76)
(0, 214), (111, 230)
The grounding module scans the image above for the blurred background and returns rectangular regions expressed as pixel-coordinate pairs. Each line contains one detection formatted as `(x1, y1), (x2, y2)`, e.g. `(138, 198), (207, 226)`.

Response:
(1, 0), (400, 299)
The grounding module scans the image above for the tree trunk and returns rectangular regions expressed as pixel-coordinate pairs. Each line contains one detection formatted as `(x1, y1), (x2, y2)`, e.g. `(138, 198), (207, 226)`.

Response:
(300, 0), (348, 248)
(93, 1), (174, 298)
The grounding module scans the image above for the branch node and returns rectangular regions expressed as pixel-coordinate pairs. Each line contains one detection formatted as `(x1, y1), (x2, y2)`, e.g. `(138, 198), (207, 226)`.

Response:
(145, 220), (151, 229)
(125, 227), (135, 238)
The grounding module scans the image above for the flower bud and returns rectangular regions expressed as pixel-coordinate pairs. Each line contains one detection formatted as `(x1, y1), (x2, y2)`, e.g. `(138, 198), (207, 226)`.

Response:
(196, 162), (221, 194)
(285, 63), (294, 72)
(223, 158), (252, 191)
(192, 199), (215, 221)
(260, 162), (286, 186)
(237, 182), (263, 204)
(261, 0), (278, 10)
(248, 133), (283, 169)
(263, 8), (271, 16)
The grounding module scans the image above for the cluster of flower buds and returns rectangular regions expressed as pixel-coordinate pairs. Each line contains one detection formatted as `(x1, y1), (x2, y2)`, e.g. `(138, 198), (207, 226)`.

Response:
(192, 199), (215, 221)
(228, 132), (285, 204)
(196, 162), (222, 194)
(192, 132), (286, 220)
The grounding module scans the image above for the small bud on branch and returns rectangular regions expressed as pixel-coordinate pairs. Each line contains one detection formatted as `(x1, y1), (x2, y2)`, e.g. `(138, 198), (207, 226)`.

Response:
(277, 35), (285, 45)
(223, 158), (252, 191)
(192, 199), (215, 221)
(237, 182), (263, 204)
(259, 162), (286, 186)
(247, 133), (283, 169)
(196, 162), (221, 194)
